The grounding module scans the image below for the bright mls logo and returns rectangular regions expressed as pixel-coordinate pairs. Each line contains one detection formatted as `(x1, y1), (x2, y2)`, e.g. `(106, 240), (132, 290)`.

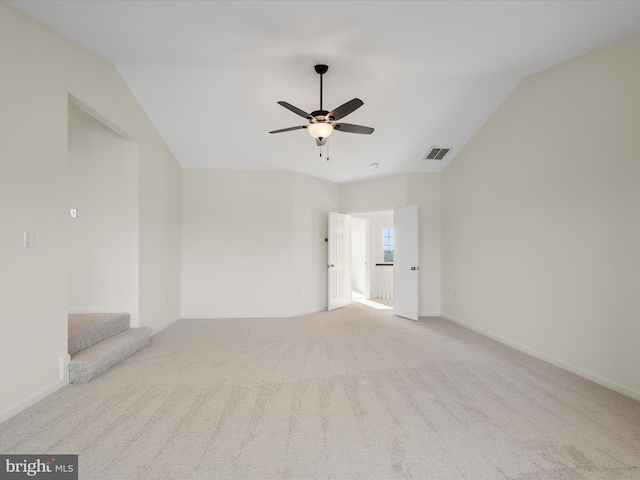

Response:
(0, 455), (77, 479)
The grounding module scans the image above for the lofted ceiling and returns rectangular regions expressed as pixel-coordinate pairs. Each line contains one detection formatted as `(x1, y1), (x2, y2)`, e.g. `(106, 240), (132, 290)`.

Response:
(8, 0), (640, 183)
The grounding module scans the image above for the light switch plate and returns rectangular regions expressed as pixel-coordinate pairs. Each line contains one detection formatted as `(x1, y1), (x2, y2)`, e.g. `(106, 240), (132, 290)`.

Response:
(24, 231), (35, 248)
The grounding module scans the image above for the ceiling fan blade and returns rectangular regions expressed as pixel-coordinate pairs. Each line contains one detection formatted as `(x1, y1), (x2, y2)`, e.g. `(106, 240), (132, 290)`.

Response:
(316, 138), (327, 146)
(327, 98), (364, 121)
(269, 125), (307, 134)
(278, 101), (312, 119)
(333, 123), (374, 134)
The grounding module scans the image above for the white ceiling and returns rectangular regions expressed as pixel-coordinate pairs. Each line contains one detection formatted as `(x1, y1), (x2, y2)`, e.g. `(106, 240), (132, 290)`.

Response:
(8, 0), (640, 183)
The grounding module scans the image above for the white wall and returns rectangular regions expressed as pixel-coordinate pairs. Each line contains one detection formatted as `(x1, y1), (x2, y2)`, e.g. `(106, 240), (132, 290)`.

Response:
(341, 174), (442, 315)
(181, 170), (293, 317)
(291, 173), (341, 315)
(350, 217), (367, 295)
(67, 103), (139, 323)
(441, 32), (640, 400)
(340, 174), (406, 213)
(181, 169), (340, 318)
(0, 3), (181, 422)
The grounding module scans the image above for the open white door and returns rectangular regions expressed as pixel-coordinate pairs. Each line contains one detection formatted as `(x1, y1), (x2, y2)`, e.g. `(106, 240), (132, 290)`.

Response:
(393, 205), (419, 320)
(328, 212), (350, 311)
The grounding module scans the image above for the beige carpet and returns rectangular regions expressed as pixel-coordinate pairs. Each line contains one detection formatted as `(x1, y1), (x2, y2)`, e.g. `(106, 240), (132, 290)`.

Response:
(1, 304), (639, 479)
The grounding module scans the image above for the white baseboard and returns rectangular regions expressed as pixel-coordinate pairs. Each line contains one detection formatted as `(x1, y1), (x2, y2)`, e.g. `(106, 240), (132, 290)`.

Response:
(59, 354), (70, 382)
(181, 308), (326, 320)
(181, 313), (290, 320)
(290, 306), (327, 317)
(0, 378), (68, 424)
(183, 307), (435, 320)
(441, 313), (640, 403)
(151, 316), (181, 335)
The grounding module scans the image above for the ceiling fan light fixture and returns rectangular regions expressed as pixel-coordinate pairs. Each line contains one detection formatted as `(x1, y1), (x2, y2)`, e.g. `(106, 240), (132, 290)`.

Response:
(307, 122), (333, 140)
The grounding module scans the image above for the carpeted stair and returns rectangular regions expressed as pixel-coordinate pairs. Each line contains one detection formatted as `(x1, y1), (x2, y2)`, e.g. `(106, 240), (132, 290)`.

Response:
(68, 313), (151, 383)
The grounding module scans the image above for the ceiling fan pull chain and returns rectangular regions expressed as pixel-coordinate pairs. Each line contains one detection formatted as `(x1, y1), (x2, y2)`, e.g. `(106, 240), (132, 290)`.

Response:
(319, 143), (330, 160)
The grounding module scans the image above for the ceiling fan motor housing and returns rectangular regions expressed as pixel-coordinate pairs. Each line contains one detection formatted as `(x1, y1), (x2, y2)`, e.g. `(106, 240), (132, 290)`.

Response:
(310, 110), (330, 121)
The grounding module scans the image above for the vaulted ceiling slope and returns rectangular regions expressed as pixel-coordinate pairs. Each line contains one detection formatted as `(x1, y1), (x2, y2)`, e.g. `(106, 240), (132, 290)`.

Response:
(8, 0), (640, 183)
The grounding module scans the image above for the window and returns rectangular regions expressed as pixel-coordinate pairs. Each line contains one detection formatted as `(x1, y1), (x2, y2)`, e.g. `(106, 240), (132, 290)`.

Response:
(383, 227), (394, 262)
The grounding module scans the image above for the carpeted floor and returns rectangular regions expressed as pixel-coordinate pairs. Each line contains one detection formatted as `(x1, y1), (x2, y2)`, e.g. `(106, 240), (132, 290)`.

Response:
(1, 304), (639, 479)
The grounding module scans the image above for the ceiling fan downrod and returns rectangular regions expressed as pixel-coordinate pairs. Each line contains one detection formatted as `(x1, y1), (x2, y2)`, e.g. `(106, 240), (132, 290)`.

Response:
(314, 64), (329, 117)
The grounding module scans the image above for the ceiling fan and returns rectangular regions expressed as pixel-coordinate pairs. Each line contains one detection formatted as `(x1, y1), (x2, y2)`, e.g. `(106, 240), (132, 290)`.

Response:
(269, 64), (374, 146)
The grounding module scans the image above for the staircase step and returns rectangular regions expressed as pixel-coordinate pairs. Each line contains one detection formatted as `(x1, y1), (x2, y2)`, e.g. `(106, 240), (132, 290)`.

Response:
(68, 313), (130, 355)
(69, 327), (152, 383)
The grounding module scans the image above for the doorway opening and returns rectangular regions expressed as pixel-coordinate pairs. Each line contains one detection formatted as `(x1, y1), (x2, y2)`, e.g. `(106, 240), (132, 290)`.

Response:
(67, 97), (139, 326)
(328, 206), (418, 319)
(350, 210), (394, 310)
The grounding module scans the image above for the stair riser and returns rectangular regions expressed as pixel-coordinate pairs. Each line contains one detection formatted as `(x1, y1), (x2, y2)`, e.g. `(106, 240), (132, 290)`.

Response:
(69, 327), (152, 383)
(68, 313), (130, 355)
